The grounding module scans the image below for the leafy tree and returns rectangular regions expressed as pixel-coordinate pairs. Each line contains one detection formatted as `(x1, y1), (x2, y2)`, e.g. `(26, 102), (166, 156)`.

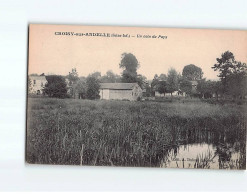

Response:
(89, 71), (101, 80)
(156, 81), (167, 95)
(43, 75), (68, 98)
(100, 70), (121, 83)
(197, 79), (214, 98)
(226, 72), (247, 99)
(182, 64), (203, 81)
(136, 74), (147, 89)
(212, 51), (247, 95)
(75, 78), (87, 99)
(67, 68), (79, 98)
(151, 74), (159, 96)
(167, 68), (179, 95)
(179, 78), (192, 96)
(119, 53), (139, 83)
(86, 76), (100, 99)
(67, 68), (79, 85)
(159, 73), (167, 81)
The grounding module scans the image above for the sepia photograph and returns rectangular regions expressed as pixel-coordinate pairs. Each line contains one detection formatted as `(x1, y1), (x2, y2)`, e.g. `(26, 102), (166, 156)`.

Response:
(26, 24), (247, 170)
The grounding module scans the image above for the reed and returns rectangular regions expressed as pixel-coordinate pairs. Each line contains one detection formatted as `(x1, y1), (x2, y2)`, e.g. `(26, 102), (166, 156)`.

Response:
(26, 98), (246, 168)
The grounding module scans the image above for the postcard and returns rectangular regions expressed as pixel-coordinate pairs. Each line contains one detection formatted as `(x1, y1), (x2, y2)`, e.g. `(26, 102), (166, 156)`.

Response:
(26, 24), (247, 169)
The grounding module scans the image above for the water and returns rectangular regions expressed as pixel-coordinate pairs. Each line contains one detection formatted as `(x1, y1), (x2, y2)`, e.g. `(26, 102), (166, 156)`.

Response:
(161, 143), (244, 169)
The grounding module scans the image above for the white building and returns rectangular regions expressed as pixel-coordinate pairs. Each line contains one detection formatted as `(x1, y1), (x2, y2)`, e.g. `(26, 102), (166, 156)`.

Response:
(29, 75), (47, 95)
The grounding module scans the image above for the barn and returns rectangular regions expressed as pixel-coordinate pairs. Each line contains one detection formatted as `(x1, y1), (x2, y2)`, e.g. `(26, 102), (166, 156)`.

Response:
(99, 83), (142, 101)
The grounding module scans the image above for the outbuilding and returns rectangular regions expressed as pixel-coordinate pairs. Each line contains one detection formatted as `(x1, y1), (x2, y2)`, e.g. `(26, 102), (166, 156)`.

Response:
(99, 83), (142, 101)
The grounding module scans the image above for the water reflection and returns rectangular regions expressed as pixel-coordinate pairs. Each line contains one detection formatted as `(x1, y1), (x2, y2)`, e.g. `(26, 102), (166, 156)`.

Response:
(161, 143), (245, 169)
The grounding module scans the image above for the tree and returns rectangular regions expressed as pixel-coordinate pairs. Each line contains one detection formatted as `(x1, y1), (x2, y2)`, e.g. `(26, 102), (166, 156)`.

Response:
(226, 72), (247, 99)
(89, 71), (101, 80)
(212, 51), (247, 95)
(119, 53), (139, 83)
(67, 68), (79, 98)
(75, 78), (87, 99)
(179, 78), (192, 96)
(182, 64), (203, 81)
(100, 70), (121, 83)
(86, 76), (100, 99)
(136, 74), (147, 89)
(156, 81), (167, 95)
(167, 68), (179, 96)
(197, 79), (215, 98)
(159, 73), (167, 81)
(43, 75), (68, 98)
(151, 74), (159, 96)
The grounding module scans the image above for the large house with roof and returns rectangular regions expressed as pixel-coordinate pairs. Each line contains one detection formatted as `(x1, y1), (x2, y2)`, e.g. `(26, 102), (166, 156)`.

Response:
(29, 75), (47, 95)
(99, 83), (142, 101)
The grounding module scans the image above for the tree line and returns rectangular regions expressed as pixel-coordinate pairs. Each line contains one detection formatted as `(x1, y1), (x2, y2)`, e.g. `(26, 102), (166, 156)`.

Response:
(28, 51), (247, 100)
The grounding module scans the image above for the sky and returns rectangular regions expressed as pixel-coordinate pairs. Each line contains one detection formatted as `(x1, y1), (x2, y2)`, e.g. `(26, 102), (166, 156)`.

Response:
(29, 24), (247, 81)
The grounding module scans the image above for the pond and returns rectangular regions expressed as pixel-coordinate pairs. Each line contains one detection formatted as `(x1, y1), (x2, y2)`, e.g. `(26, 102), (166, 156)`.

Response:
(161, 143), (245, 169)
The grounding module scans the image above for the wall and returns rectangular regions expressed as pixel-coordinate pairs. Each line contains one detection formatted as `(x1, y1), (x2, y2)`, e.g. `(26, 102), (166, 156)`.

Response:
(109, 89), (133, 100)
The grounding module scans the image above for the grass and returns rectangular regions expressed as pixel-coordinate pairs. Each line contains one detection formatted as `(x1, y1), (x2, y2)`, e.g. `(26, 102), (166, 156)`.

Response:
(26, 97), (247, 169)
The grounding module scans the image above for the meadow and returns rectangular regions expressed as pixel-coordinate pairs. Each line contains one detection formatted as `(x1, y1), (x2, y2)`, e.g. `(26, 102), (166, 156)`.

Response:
(26, 97), (247, 169)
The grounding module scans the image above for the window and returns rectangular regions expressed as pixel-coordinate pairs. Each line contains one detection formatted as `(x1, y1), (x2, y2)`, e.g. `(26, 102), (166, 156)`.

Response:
(33, 80), (36, 84)
(41, 82), (43, 87)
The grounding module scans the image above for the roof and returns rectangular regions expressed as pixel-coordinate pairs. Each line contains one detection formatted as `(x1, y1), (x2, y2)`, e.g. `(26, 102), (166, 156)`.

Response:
(29, 75), (47, 80)
(100, 83), (138, 90)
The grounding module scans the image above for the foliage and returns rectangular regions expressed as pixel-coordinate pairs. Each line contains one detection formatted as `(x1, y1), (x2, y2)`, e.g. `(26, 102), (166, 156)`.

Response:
(156, 80), (167, 95)
(167, 68), (179, 94)
(43, 75), (68, 98)
(212, 51), (247, 97)
(26, 98), (246, 168)
(119, 53), (139, 83)
(179, 78), (192, 95)
(86, 76), (100, 99)
(67, 68), (79, 98)
(182, 64), (203, 81)
(100, 70), (121, 83)
(89, 71), (101, 80)
(75, 78), (87, 99)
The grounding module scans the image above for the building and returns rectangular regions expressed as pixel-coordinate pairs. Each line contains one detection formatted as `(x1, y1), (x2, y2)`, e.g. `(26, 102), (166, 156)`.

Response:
(29, 75), (47, 95)
(99, 83), (142, 101)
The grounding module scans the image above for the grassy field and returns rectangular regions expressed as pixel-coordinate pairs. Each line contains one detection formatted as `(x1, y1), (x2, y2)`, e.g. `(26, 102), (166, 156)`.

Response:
(26, 97), (247, 168)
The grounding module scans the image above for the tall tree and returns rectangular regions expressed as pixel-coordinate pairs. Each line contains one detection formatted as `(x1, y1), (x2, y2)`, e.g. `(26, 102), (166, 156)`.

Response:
(182, 64), (203, 81)
(75, 78), (87, 99)
(179, 78), (192, 96)
(151, 74), (159, 96)
(86, 76), (100, 99)
(67, 68), (79, 98)
(167, 68), (179, 95)
(211, 51), (247, 94)
(156, 81), (167, 95)
(119, 53), (139, 83)
(43, 75), (68, 98)
(159, 73), (167, 81)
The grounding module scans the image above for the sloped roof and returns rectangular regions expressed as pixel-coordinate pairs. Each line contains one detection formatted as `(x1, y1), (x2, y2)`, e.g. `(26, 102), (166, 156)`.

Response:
(100, 83), (138, 90)
(29, 75), (47, 81)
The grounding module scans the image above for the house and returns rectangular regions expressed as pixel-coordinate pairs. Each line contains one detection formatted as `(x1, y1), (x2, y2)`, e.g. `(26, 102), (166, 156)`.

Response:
(99, 83), (142, 101)
(29, 75), (47, 95)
